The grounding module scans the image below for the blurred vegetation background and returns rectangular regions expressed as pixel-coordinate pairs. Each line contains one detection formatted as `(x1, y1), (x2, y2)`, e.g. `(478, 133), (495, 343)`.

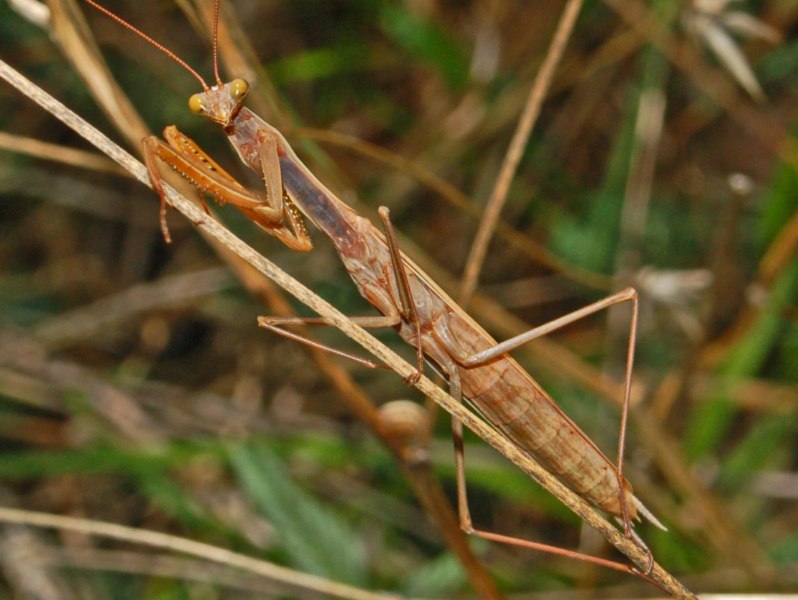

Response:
(0, 0), (796, 597)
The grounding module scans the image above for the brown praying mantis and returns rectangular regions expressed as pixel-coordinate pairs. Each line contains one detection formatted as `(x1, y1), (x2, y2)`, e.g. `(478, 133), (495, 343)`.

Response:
(84, 0), (667, 582)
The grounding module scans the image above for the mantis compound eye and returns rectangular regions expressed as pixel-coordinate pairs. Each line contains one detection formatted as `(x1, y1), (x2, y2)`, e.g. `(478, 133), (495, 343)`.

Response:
(188, 94), (206, 114)
(230, 78), (250, 101)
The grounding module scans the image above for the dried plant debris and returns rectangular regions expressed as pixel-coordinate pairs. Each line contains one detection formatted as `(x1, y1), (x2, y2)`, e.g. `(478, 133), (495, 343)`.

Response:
(683, 0), (781, 102)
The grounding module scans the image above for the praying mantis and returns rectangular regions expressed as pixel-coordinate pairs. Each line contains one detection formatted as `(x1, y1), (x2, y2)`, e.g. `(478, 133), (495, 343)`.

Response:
(83, 0), (668, 583)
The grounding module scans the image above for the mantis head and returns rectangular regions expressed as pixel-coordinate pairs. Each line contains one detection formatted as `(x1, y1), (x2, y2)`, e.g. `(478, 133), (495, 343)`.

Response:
(83, 1), (241, 126)
(188, 79), (250, 127)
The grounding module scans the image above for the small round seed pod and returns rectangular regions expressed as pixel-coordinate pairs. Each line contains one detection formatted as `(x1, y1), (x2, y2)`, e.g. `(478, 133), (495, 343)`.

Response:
(377, 400), (430, 462)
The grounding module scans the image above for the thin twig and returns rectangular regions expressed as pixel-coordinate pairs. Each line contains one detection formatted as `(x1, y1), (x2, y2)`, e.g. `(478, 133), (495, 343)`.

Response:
(39, 547), (298, 595)
(0, 506), (409, 600)
(0, 131), (127, 175)
(0, 59), (697, 599)
(33, 267), (234, 348)
(298, 126), (612, 292)
(459, 0), (585, 305)
(49, 0), (150, 148)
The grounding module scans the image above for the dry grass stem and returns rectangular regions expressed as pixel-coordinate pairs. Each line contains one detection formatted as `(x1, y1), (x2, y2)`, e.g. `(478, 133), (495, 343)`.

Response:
(0, 59), (697, 599)
(459, 0), (585, 304)
(0, 506), (407, 600)
(298, 126), (613, 291)
(33, 267), (234, 347)
(0, 131), (127, 175)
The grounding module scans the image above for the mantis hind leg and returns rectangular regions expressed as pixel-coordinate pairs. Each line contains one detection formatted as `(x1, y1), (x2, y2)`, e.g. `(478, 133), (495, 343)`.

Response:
(443, 364), (649, 577)
(435, 290), (656, 574)
(367, 208), (654, 571)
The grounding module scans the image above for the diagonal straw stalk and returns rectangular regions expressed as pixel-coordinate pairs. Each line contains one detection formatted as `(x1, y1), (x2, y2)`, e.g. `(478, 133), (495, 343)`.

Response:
(0, 58), (696, 600)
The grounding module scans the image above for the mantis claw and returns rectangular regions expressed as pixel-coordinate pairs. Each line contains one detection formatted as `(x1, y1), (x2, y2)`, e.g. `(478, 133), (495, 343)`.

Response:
(403, 369), (422, 386)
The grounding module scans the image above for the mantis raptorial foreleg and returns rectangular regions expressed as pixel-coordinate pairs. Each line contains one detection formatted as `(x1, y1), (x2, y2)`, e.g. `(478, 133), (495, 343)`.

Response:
(143, 126), (311, 251)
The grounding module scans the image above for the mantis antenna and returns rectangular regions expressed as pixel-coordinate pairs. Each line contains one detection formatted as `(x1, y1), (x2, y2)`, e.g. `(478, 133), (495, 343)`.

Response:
(82, 0), (213, 91)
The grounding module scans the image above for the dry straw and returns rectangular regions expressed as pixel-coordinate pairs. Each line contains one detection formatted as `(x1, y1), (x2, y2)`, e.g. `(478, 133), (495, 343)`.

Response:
(0, 59), (696, 599)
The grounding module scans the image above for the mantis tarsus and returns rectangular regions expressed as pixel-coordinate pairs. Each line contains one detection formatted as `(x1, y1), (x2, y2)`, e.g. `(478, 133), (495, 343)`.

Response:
(84, 0), (666, 582)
